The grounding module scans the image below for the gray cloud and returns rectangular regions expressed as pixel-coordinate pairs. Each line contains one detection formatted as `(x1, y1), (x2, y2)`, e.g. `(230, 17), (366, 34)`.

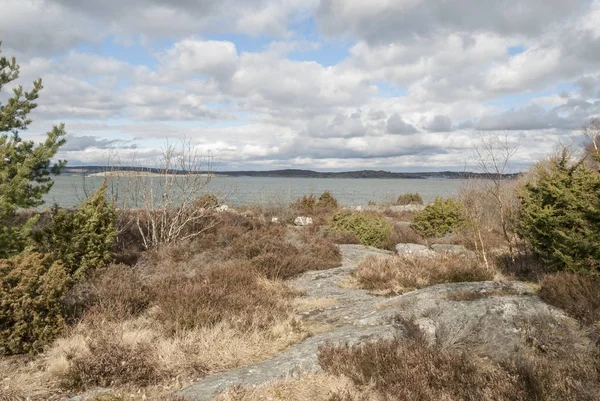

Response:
(306, 111), (367, 138)
(476, 101), (600, 131)
(387, 113), (418, 134)
(62, 134), (135, 151)
(0, 0), (313, 57)
(317, 0), (586, 44)
(425, 115), (453, 132)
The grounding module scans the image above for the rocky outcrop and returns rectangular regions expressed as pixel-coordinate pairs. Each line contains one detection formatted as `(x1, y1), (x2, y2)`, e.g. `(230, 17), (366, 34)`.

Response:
(173, 244), (589, 401)
(430, 243), (477, 257)
(395, 243), (436, 257)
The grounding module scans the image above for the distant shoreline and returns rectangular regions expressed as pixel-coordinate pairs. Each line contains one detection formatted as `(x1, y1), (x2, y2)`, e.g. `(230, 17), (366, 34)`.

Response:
(65, 166), (520, 180)
(87, 170), (215, 178)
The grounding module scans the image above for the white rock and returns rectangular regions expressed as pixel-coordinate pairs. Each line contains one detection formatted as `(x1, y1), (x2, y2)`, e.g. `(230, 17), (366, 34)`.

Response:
(271, 217), (279, 223)
(216, 204), (229, 212)
(294, 216), (313, 226)
(415, 317), (437, 346)
(355, 205), (363, 211)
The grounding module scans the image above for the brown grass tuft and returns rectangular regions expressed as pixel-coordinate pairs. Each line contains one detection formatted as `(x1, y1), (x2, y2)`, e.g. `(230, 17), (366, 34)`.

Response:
(87, 264), (151, 320)
(351, 254), (494, 294)
(151, 260), (297, 332)
(384, 223), (424, 250)
(539, 271), (600, 343)
(47, 314), (306, 392)
(318, 332), (600, 401)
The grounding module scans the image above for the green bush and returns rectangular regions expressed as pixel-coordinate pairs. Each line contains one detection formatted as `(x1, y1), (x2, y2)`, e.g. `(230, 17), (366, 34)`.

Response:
(0, 252), (69, 355)
(518, 151), (600, 273)
(33, 181), (117, 278)
(396, 192), (423, 206)
(330, 212), (392, 248)
(318, 190), (339, 209)
(193, 193), (220, 209)
(411, 197), (466, 238)
(0, 215), (38, 258)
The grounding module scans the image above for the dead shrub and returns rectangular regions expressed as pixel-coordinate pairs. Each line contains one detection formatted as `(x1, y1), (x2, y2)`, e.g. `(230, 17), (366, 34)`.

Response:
(87, 265), (151, 320)
(229, 225), (341, 279)
(352, 254), (494, 294)
(319, 336), (522, 401)
(60, 324), (160, 389)
(384, 223), (424, 250)
(151, 260), (295, 332)
(382, 209), (416, 222)
(539, 272), (600, 342)
(323, 229), (361, 245)
(319, 331), (600, 401)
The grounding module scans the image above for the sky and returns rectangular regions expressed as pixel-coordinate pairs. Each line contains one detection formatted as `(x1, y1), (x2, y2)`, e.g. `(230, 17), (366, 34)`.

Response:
(1, 0), (600, 172)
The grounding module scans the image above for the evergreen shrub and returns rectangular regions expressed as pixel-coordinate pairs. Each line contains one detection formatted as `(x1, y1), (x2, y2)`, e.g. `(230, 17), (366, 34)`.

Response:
(411, 197), (466, 238)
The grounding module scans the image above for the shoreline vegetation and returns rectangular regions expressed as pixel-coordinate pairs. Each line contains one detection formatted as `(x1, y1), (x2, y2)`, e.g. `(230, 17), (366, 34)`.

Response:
(66, 166), (521, 180)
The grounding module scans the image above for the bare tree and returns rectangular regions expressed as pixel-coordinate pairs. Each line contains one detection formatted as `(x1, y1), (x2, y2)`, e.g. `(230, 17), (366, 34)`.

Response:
(472, 132), (522, 260)
(110, 139), (220, 249)
(583, 117), (600, 168)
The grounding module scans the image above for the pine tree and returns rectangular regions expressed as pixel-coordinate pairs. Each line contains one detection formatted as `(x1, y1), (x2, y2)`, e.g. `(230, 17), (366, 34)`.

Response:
(518, 150), (600, 273)
(33, 181), (118, 278)
(0, 41), (67, 256)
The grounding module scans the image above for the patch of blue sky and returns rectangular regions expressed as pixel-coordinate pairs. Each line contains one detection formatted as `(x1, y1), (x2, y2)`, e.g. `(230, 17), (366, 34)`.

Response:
(507, 44), (526, 56)
(286, 41), (350, 67)
(286, 15), (351, 66)
(205, 33), (272, 54)
(375, 82), (408, 98)
(74, 36), (169, 70)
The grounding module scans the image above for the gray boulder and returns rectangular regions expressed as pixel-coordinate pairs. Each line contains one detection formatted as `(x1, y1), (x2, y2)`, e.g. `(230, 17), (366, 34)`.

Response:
(431, 243), (477, 258)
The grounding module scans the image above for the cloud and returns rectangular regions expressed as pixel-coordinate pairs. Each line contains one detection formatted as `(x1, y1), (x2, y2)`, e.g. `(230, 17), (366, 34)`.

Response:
(159, 39), (239, 81)
(387, 113), (418, 134)
(61, 134), (135, 151)
(476, 101), (600, 131)
(316, 0), (586, 44)
(425, 115), (453, 132)
(4, 0), (600, 172)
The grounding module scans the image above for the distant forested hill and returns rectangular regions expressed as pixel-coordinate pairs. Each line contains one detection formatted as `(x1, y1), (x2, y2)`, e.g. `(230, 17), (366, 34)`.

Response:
(62, 166), (519, 180)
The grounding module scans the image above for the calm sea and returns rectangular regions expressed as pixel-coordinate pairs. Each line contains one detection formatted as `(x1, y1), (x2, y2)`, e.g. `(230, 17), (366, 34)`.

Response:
(43, 175), (465, 208)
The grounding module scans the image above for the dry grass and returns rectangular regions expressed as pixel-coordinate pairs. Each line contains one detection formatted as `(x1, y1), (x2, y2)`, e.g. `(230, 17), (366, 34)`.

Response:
(384, 223), (424, 250)
(351, 254), (495, 295)
(151, 261), (298, 332)
(539, 272), (600, 342)
(214, 373), (356, 401)
(143, 217), (341, 280)
(46, 314), (306, 392)
(0, 355), (59, 401)
(34, 212), (341, 396)
(323, 229), (361, 245)
(318, 329), (600, 401)
(83, 264), (151, 321)
(229, 225), (341, 279)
